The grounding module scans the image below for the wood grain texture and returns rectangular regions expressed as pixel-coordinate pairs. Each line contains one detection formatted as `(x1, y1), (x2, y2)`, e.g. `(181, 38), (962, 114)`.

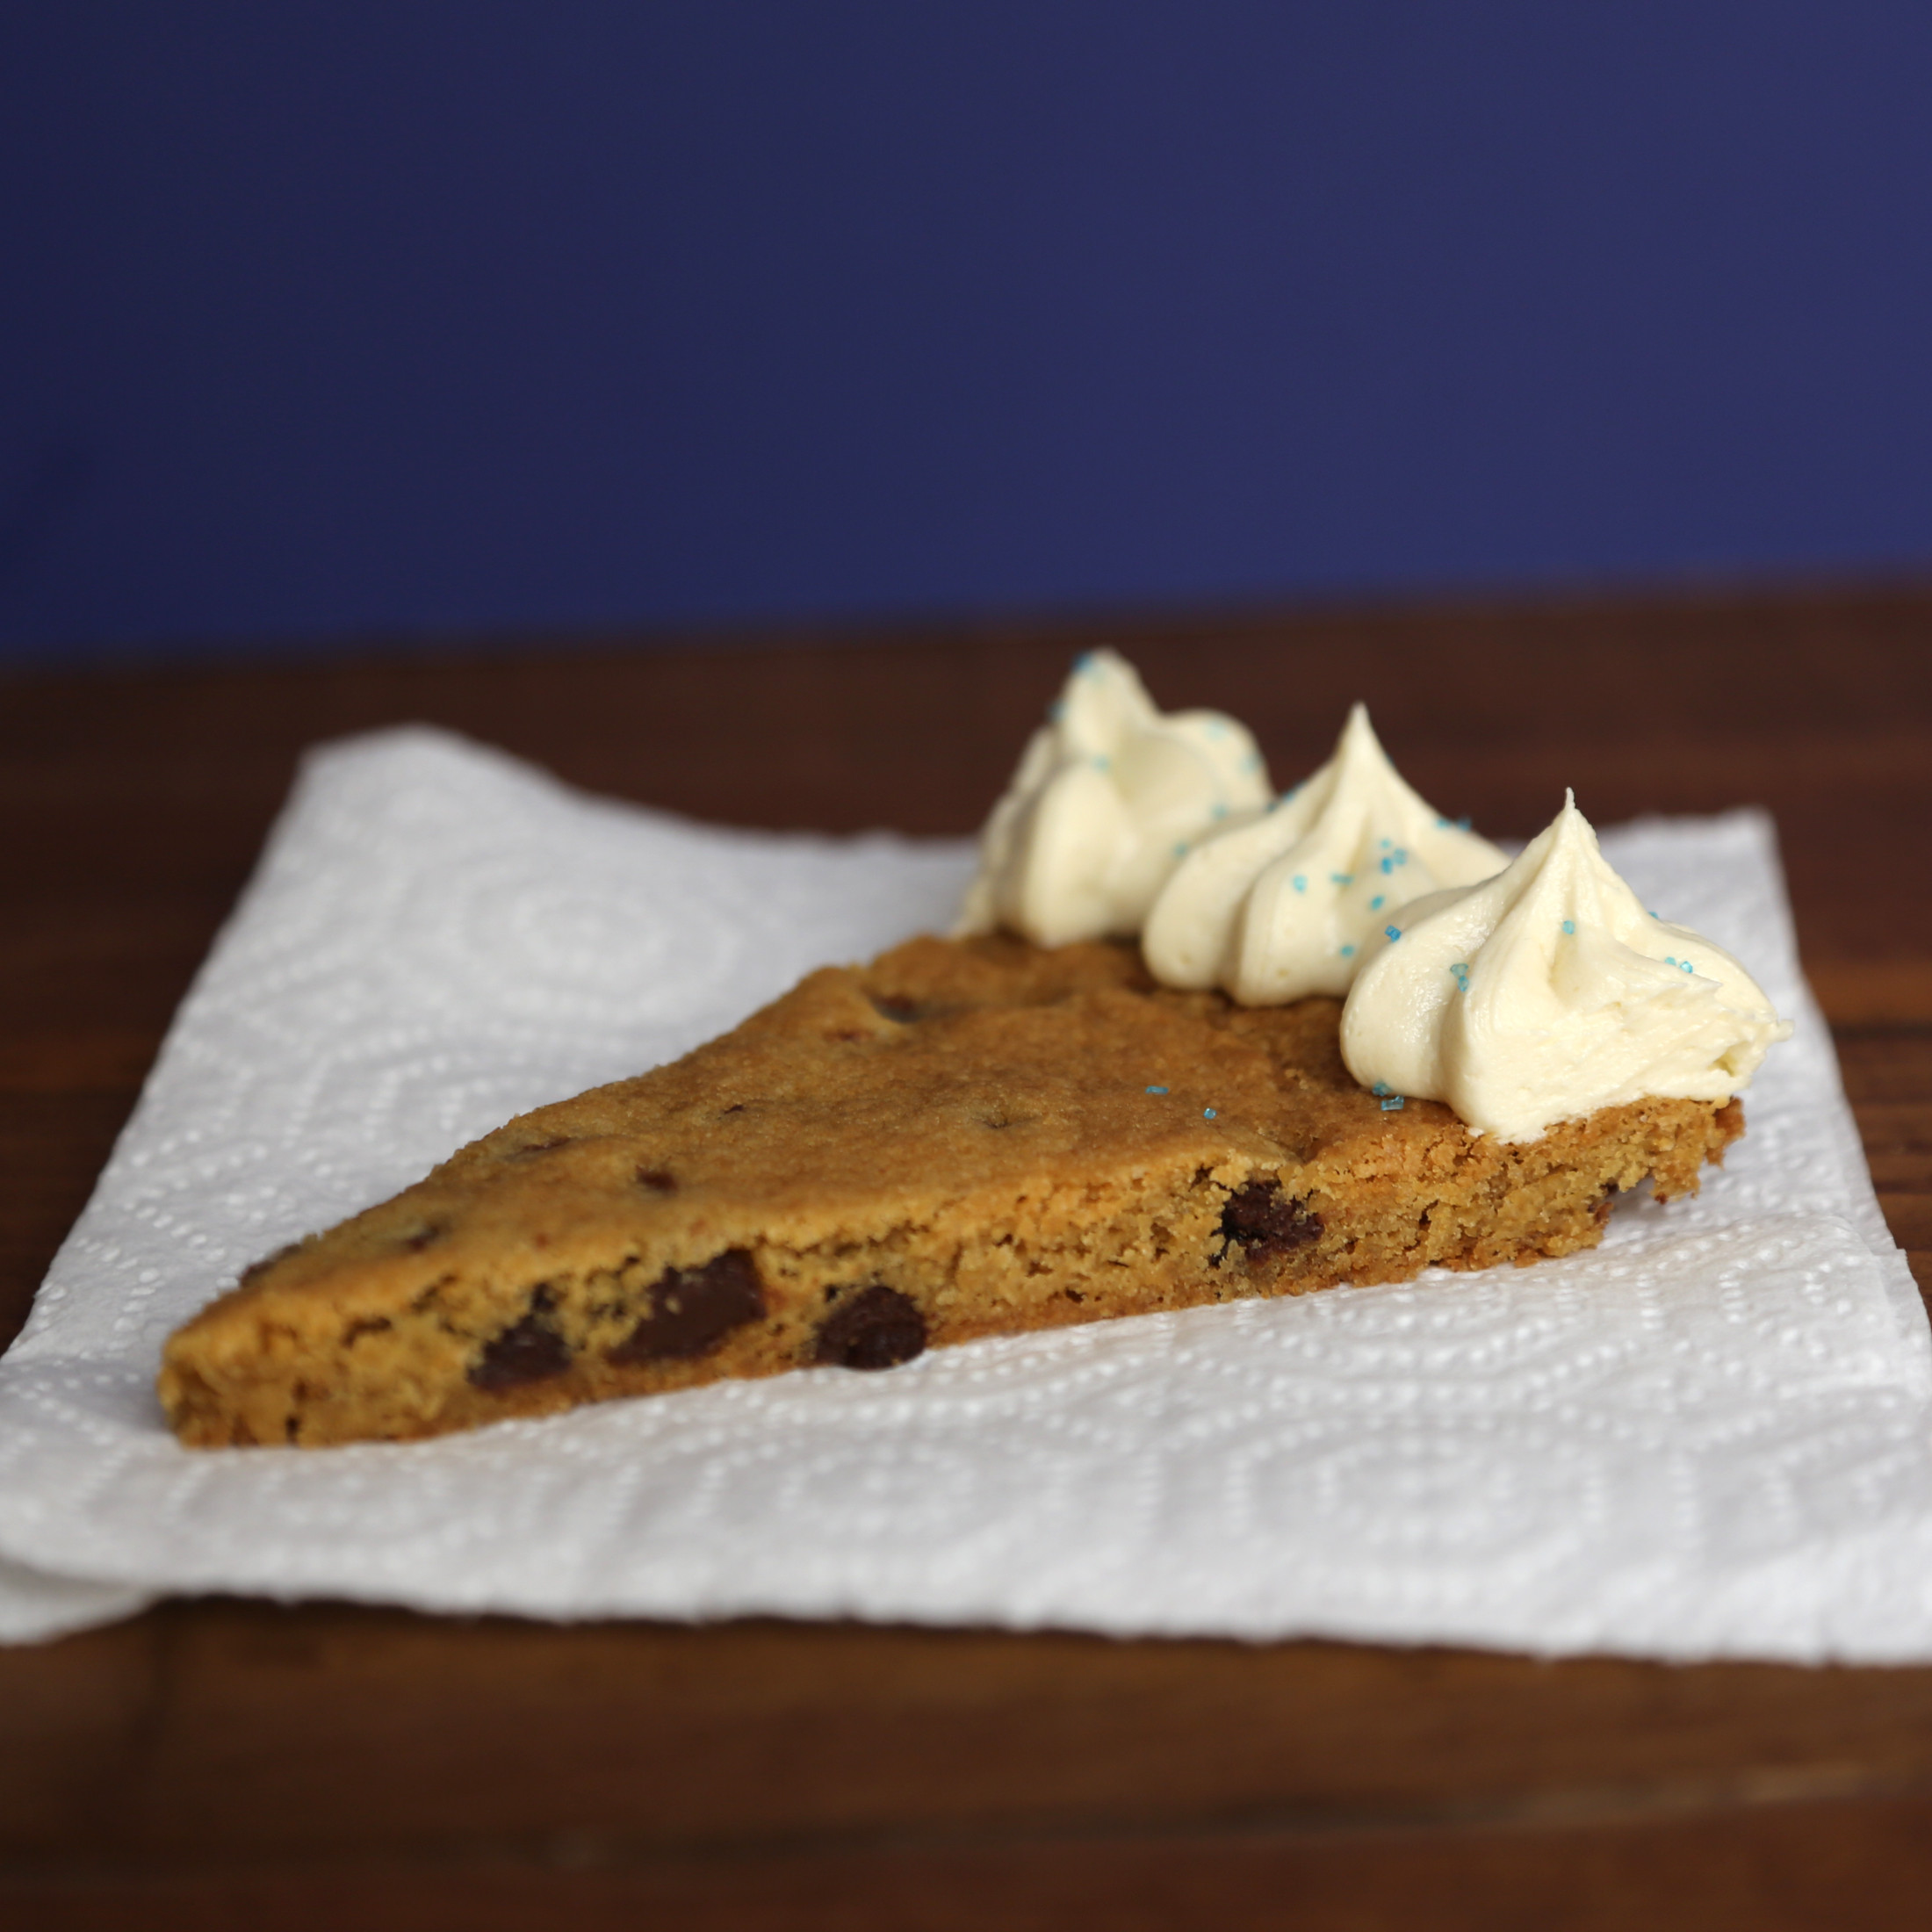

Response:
(3, 585), (1931, 1928)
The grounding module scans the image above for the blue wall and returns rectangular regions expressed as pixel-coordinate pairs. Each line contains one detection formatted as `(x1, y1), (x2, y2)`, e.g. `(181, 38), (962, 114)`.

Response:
(5, 4), (1932, 660)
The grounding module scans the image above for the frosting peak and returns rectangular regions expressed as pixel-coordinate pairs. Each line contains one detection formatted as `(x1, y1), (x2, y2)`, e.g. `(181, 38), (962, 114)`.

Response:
(1143, 703), (1508, 1004)
(956, 650), (1271, 947)
(1339, 792), (1792, 1141)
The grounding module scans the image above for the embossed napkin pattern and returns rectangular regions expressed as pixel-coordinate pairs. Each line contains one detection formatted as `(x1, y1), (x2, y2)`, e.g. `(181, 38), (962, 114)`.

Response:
(0, 730), (1924, 1657)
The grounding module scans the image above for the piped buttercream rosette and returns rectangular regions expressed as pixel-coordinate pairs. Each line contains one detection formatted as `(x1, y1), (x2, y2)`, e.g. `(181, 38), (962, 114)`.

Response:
(1143, 703), (1508, 1003)
(956, 649), (1271, 948)
(1339, 791), (1793, 1141)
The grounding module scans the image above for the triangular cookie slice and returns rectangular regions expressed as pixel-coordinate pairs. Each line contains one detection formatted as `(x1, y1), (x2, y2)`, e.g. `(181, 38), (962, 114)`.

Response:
(160, 935), (1741, 1446)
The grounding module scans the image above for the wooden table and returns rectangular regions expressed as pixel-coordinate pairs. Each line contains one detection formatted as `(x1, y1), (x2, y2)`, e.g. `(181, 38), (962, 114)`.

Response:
(4, 588), (1930, 1929)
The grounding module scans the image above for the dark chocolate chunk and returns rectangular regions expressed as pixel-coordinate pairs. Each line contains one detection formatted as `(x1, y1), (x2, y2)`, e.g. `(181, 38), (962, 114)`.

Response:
(814, 1285), (926, 1371)
(1219, 1179), (1323, 1265)
(635, 1167), (678, 1193)
(238, 1241), (302, 1288)
(470, 1287), (572, 1391)
(610, 1249), (765, 1365)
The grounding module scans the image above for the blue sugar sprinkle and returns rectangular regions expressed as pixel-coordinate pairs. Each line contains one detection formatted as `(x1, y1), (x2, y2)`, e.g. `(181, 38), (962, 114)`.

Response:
(1380, 838), (1392, 849)
(1679, 959), (1694, 973)
(1241, 750), (1262, 772)
(1146, 1085), (1168, 1095)
(1292, 875), (1308, 892)
(1454, 816), (1471, 831)
(1664, 956), (1678, 968)
(1381, 1096), (1406, 1112)
(1203, 1107), (1218, 1120)
(1384, 925), (1402, 941)
(1171, 842), (1190, 859)
(1381, 856), (1394, 874)
(1048, 699), (1065, 722)
(1074, 651), (1097, 673)
(1561, 919), (1575, 935)
(1211, 802), (1229, 820)
(1371, 1082), (1391, 1096)
(1330, 872), (1353, 885)
(1369, 895), (1384, 910)
(1450, 962), (1470, 992)
(1339, 943), (1356, 958)
(1206, 720), (1227, 739)
(1092, 753), (1111, 771)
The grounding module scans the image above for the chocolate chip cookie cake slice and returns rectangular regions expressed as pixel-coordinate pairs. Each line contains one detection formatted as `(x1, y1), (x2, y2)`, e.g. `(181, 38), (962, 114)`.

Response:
(160, 932), (1744, 1448)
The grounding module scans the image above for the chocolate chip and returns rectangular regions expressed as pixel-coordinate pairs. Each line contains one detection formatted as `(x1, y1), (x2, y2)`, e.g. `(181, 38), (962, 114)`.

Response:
(470, 1287), (572, 1391)
(1219, 1179), (1323, 1265)
(636, 1167), (678, 1193)
(238, 1241), (301, 1288)
(869, 995), (923, 1023)
(814, 1285), (926, 1371)
(609, 1249), (765, 1365)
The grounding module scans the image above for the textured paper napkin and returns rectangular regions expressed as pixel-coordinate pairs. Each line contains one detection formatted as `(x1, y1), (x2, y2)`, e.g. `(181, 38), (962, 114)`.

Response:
(1, 727), (1927, 1658)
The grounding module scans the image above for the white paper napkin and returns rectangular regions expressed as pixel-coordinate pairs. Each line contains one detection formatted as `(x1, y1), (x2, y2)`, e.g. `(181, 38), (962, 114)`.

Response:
(1, 727), (1926, 1660)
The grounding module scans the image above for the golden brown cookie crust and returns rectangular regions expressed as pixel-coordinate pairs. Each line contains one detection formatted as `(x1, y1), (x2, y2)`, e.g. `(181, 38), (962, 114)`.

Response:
(159, 935), (1743, 1447)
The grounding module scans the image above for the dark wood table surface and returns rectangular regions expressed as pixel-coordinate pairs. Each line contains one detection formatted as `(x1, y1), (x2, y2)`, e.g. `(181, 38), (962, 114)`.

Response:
(4, 588), (1931, 1930)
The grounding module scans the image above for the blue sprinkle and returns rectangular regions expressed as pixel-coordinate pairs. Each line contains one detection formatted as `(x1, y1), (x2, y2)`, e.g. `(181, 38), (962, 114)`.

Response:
(1074, 651), (1097, 674)
(1450, 962), (1470, 992)
(1171, 842), (1190, 859)
(1650, 909), (1662, 919)
(1381, 856), (1394, 874)
(1381, 1096), (1406, 1112)
(1210, 802), (1229, 820)
(1203, 1107), (1218, 1120)
(1393, 848), (1408, 864)
(1679, 959), (1693, 973)
(1436, 815), (1450, 828)
(1145, 1085), (1168, 1095)
(1092, 753), (1110, 771)
(1380, 838), (1393, 849)
(1384, 926), (1402, 941)
(1561, 919), (1575, 935)
(1455, 816), (1471, 831)
(1241, 750), (1262, 772)
(1369, 895), (1384, 911)
(1206, 720), (1227, 739)
(1339, 943), (1356, 958)
(1048, 698), (1065, 722)
(1330, 872), (1353, 885)
(1371, 1082), (1391, 1096)
(1292, 875), (1307, 892)
(1664, 956), (1677, 968)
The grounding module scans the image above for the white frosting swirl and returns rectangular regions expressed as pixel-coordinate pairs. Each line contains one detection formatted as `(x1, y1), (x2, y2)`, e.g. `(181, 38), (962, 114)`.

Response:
(957, 649), (1271, 947)
(1143, 703), (1508, 1003)
(1339, 792), (1792, 1141)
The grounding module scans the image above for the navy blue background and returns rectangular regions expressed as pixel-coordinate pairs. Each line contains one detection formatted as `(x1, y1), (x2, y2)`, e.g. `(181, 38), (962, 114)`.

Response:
(5, 4), (1932, 661)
